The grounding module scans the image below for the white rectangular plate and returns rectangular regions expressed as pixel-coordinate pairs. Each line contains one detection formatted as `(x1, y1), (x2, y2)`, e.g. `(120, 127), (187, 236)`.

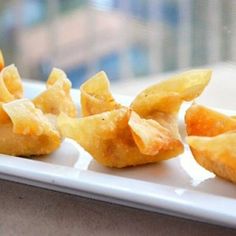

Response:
(0, 81), (236, 228)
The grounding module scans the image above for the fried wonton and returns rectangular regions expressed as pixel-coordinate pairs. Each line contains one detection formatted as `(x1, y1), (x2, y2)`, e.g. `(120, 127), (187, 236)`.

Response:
(185, 104), (236, 137)
(62, 69), (211, 168)
(57, 108), (183, 168)
(186, 104), (236, 183)
(0, 50), (4, 71)
(187, 132), (236, 184)
(80, 71), (121, 116)
(0, 65), (23, 102)
(0, 99), (61, 156)
(33, 68), (77, 117)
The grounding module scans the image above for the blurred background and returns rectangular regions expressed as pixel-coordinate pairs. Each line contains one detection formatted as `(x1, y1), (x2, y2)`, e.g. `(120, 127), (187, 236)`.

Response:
(0, 0), (235, 87)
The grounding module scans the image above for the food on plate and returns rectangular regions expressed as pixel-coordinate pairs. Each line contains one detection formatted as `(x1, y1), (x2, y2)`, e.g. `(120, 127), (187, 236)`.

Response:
(0, 50), (4, 71)
(33, 68), (77, 117)
(0, 65), (23, 102)
(58, 69), (211, 168)
(185, 104), (236, 137)
(186, 104), (236, 183)
(80, 71), (121, 116)
(187, 132), (236, 184)
(0, 56), (74, 157)
(0, 99), (61, 156)
(0, 51), (75, 158)
(58, 108), (183, 168)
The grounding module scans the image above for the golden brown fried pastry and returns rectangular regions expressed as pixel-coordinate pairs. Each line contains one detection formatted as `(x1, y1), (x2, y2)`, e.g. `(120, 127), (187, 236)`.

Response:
(187, 132), (236, 184)
(186, 104), (236, 184)
(185, 104), (236, 137)
(0, 99), (61, 156)
(57, 108), (183, 168)
(58, 69), (211, 168)
(80, 71), (121, 116)
(0, 65), (23, 102)
(33, 68), (77, 117)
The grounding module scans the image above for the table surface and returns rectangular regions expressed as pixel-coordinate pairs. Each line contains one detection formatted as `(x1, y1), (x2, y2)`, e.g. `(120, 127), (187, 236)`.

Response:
(1, 63), (236, 236)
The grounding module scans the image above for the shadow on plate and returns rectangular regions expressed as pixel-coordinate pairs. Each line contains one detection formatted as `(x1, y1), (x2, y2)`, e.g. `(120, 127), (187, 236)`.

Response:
(32, 139), (80, 167)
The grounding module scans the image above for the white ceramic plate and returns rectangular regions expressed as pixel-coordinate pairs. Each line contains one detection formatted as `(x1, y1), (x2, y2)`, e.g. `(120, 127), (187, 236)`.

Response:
(0, 81), (236, 228)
